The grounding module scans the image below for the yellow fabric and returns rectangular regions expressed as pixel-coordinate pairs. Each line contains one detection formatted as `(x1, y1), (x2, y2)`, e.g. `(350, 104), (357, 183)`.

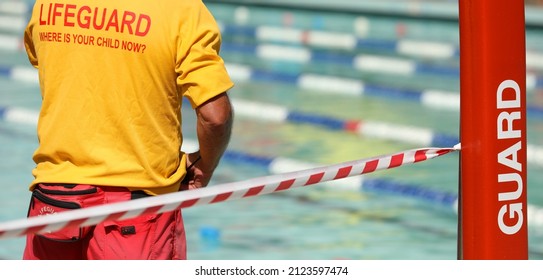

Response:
(24, 0), (234, 195)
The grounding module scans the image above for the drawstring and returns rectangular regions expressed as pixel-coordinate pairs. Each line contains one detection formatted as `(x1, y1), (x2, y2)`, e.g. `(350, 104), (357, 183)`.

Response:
(186, 155), (201, 170)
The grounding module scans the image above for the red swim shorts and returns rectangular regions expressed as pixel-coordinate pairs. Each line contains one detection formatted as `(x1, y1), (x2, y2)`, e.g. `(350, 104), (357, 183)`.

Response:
(22, 184), (186, 260)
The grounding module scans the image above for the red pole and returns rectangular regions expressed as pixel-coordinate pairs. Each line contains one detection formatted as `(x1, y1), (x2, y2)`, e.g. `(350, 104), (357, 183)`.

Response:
(459, 0), (528, 259)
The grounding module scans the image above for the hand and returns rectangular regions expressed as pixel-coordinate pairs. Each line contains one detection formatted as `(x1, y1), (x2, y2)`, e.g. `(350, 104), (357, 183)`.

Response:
(179, 151), (211, 191)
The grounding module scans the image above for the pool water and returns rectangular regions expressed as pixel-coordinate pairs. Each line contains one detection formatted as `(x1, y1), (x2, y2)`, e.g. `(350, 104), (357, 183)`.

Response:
(1, 0), (542, 260)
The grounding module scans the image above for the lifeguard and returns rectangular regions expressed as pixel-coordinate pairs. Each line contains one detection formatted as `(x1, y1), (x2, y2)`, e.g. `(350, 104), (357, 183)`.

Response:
(38, 2), (151, 36)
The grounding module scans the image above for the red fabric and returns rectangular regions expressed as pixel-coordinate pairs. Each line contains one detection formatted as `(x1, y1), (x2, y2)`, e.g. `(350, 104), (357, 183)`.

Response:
(23, 185), (186, 260)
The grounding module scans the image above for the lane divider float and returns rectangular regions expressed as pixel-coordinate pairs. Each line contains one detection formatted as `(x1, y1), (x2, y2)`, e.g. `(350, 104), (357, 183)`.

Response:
(1, 102), (543, 167)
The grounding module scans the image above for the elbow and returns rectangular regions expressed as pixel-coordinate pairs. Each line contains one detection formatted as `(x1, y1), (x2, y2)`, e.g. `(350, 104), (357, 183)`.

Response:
(206, 107), (233, 132)
(197, 93), (234, 132)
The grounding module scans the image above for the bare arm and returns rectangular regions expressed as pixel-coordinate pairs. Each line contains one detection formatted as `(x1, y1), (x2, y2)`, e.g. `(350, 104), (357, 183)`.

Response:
(181, 92), (233, 190)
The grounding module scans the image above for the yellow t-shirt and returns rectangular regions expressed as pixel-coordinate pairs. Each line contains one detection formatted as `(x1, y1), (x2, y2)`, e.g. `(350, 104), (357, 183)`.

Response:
(24, 0), (234, 195)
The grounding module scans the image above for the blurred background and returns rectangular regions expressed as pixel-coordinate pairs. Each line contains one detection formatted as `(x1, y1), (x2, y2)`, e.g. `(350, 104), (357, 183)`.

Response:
(1, 0), (543, 259)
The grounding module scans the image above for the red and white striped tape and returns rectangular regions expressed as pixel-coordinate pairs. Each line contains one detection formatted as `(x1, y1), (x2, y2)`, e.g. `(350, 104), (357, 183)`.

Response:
(0, 146), (458, 240)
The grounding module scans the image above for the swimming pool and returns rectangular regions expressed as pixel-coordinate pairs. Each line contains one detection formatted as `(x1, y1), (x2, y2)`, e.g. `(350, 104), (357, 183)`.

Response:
(1, 0), (543, 260)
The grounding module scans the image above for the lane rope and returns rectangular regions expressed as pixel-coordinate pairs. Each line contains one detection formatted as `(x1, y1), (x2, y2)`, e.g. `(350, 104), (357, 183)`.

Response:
(0, 145), (458, 239)
(1, 101), (543, 167)
(3, 62), (542, 120)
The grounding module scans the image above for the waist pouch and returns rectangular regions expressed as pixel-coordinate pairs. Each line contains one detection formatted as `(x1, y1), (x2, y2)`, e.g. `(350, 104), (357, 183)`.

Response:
(27, 184), (100, 242)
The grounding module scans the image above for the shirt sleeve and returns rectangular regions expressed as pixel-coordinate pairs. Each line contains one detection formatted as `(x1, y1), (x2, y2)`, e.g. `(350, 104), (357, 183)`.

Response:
(175, 1), (234, 108)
